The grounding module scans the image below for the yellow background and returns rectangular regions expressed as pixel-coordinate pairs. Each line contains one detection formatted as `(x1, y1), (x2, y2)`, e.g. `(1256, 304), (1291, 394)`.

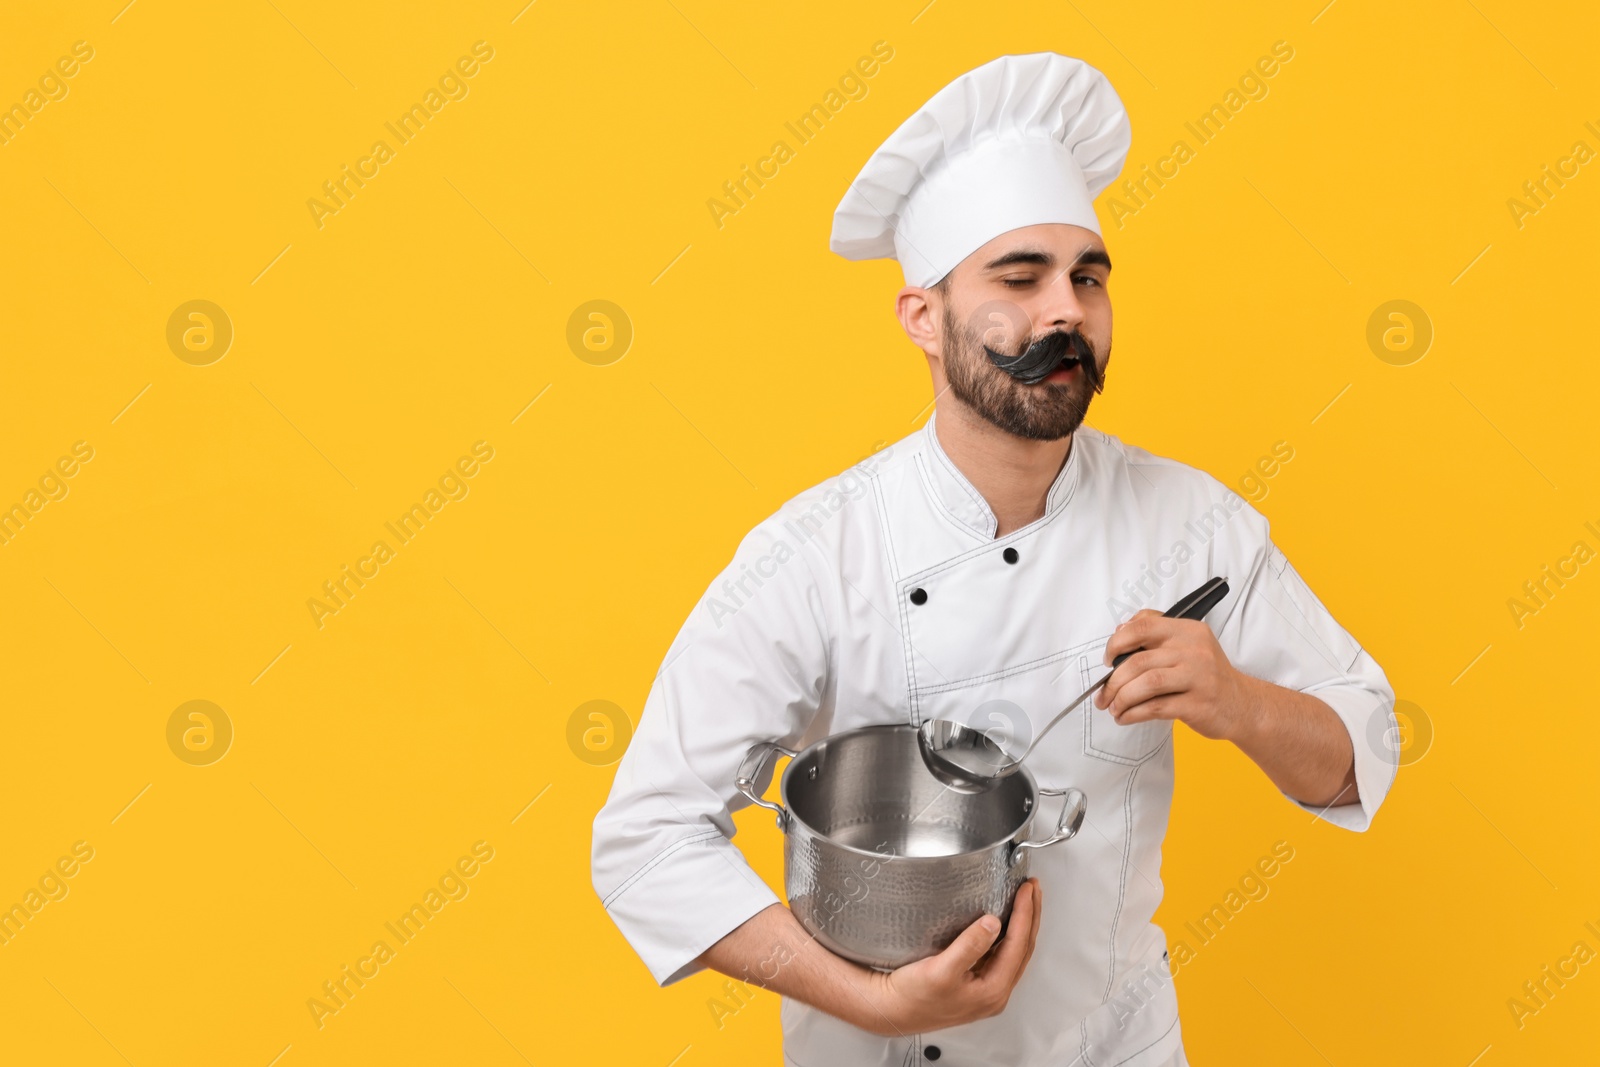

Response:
(2, 0), (1596, 1063)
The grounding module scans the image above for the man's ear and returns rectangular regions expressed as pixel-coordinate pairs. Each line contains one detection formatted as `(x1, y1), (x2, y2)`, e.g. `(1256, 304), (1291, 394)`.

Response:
(896, 284), (942, 356)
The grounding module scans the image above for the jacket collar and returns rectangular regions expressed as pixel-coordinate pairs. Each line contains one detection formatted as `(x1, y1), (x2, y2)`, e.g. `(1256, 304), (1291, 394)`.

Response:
(919, 409), (1084, 540)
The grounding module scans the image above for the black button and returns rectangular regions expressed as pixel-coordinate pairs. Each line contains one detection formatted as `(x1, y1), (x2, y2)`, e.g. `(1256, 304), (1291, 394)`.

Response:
(909, 587), (928, 605)
(924, 1046), (941, 1061)
(1003, 547), (1019, 564)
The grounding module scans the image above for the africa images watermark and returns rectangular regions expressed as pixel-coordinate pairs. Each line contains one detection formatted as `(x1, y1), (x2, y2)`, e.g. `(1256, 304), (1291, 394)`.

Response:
(1505, 917), (1600, 1031)
(0, 40), (95, 148)
(702, 442), (893, 629)
(1505, 120), (1600, 230)
(705, 840), (898, 1031)
(1166, 840), (1296, 974)
(306, 441), (495, 629)
(1100, 40), (1295, 229)
(307, 841), (496, 1029)
(1105, 441), (1293, 623)
(705, 41), (896, 230)
(307, 41), (496, 230)
(1505, 518), (1600, 630)
(1087, 840), (1295, 1053)
(0, 841), (96, 948)
(1, 440), (95, 548)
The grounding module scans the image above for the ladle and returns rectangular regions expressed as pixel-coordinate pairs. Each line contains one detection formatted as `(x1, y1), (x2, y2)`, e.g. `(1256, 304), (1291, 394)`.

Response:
(917, 577), (1231, 792)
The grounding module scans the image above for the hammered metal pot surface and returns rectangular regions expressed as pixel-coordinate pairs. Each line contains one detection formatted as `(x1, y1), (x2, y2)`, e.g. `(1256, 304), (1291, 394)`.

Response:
(773, 724), (1050, 971)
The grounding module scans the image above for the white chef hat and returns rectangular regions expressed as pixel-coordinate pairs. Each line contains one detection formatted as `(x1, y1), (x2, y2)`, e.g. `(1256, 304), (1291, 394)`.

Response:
(830, 53), (1132, 288)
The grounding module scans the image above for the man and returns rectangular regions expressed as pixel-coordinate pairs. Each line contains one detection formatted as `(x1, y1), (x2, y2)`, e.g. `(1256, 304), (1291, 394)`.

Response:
(593, 53), (1397, 1066)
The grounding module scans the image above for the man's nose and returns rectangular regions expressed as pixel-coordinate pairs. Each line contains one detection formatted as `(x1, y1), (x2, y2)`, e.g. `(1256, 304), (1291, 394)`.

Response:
(1036, 271), (1086, 333)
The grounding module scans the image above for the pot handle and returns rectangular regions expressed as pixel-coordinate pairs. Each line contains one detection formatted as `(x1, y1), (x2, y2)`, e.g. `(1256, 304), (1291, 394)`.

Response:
(735, 741), (798, 830)
(1010, 787), (1087, 867)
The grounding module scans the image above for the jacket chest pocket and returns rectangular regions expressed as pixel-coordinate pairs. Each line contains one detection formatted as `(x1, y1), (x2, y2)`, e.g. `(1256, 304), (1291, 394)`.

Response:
(907, 633), (1169, 779)
(1078, 633), (1170, 764)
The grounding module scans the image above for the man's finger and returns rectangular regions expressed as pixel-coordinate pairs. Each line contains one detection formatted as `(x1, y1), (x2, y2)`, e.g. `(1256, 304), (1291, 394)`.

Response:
(1015, 877), (1043, 975)
(987, 877), (1042, 979)
(1115, 696), (1178, 725)
(1103, 611), (1173, 663)
(929, 912), (1003, 982)
(1104, 612), (1152, 658)
(977, 879), (1037, 987)
(1096, 649), (1179, 709)
(975, 879), (1034, 976)
(1103, 616), (1145, 662)
(1108, 664), (1188, 716)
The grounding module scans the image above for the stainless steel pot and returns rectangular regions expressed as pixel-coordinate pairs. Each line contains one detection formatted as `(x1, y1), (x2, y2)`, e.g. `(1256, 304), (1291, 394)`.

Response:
(735, 723), (1086, 971)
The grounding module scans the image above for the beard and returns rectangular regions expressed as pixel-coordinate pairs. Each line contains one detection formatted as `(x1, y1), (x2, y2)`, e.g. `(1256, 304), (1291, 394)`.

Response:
(940, 302), (1110, 442)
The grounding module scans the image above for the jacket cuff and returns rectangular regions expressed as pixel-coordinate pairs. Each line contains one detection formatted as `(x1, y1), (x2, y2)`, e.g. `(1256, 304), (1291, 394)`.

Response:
(1283, 684), (1398, 832)
(601, 831), (783, 986)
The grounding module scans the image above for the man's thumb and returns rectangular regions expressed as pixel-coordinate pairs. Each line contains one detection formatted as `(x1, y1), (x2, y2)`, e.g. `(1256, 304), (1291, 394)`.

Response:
(936, 914), (1002, 976)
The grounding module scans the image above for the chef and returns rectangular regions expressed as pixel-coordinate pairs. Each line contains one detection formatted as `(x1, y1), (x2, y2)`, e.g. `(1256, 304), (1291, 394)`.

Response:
(592, 52), (1398, 1066)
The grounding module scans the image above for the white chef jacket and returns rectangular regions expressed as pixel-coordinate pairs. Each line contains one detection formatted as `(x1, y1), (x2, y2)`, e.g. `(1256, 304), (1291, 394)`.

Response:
(592, 412), (1398, 1067)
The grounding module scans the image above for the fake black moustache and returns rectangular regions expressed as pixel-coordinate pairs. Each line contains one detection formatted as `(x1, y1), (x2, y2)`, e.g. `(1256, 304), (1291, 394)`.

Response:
(983, 329), (1103, 389)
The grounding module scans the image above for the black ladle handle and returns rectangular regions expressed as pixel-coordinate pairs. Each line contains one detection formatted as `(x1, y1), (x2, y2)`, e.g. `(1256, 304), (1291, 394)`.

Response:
(997, 577), (1235, 774)
(1109, 576), (1230, 670)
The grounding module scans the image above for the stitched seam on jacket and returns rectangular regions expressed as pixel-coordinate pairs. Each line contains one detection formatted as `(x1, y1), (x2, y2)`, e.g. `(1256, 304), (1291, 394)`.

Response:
(924, 417), (1086, 529)
(900, 483), (1072, 584)
(1081, 638), (1168, 766)
(1273, 546), (1364, 674)
(915, 451), (993, 542)
(924, 433), (996, 537)
(1045, 428), (1088, 512)
(911, 634), (1103, 696)
(871, 473), (901, 581)
(601, 828), (723, 909)
(1246, 553), (1351, 679)
(875, 473), (928, 728)
(1103, 759), (1141, 1001)
(899, 575), (921, 725)
(1105, 1014), (1180, 1067)
(792, 533), (841, 701)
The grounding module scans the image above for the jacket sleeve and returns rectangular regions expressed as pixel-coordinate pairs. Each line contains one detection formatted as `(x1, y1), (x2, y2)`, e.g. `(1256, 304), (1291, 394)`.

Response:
(591, 517), (835, 985)
(1212, 494), (1399, 831)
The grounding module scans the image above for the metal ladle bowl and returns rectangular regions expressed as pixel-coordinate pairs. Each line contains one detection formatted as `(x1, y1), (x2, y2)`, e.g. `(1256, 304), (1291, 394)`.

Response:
(918, 577), (1231, 793)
